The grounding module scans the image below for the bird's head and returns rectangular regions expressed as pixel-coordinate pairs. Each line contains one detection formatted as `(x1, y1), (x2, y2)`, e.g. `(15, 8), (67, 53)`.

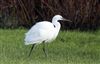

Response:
(52, 15), (72, 22)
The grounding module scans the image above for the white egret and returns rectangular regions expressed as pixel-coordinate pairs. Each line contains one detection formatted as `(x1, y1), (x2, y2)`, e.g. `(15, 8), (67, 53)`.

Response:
(24, 15), (71, 57)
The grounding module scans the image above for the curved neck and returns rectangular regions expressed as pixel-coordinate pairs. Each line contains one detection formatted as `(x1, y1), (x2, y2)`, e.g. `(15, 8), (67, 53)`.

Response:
(52, 20), (61, 39)
(52, 20), (61, 31)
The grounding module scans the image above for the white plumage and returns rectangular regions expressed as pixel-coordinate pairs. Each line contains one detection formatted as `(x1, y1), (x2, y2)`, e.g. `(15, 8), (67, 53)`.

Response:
(24, 15), (71, 56)
(25, 15), (63, 45)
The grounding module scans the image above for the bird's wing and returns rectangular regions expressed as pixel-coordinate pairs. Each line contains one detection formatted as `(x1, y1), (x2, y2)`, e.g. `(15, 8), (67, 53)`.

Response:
(24, 21), (55, 45)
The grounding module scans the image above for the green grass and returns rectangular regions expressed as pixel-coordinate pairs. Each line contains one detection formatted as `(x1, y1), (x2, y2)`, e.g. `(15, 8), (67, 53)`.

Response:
(0, 29), (100, 64)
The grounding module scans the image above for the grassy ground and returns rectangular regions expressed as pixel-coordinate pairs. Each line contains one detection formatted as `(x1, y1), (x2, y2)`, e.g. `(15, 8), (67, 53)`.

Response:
(0, 29), (100, 64)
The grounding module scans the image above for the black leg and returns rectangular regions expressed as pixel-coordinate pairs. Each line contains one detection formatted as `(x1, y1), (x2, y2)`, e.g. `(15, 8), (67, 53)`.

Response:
(42, 42), (48, 57)
(28, 44), (35, 57)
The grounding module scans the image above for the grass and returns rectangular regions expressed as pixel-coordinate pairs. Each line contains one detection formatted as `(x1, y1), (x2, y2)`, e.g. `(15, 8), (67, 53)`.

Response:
(0, 29), (100, 64)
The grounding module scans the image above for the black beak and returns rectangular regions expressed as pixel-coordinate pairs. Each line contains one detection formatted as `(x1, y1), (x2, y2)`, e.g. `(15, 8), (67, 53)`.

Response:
(62, 18), (72, 22)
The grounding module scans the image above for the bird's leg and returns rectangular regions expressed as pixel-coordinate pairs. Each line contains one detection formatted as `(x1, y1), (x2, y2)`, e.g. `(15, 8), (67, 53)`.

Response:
(42, 41), (48, 57)
(28, 44), (35, 57)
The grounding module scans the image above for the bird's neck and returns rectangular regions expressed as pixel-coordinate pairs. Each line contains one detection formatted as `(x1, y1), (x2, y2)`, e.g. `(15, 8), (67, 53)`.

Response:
(52, 20), (61, 39)
(52, 20), (61, 31)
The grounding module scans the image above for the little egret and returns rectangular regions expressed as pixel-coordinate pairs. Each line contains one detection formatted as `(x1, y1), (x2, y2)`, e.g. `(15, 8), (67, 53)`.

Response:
(24, 15), (71, 57)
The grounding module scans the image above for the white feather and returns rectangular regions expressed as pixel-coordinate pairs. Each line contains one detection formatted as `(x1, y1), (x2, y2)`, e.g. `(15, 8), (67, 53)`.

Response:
(24, 15), (63, 45)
